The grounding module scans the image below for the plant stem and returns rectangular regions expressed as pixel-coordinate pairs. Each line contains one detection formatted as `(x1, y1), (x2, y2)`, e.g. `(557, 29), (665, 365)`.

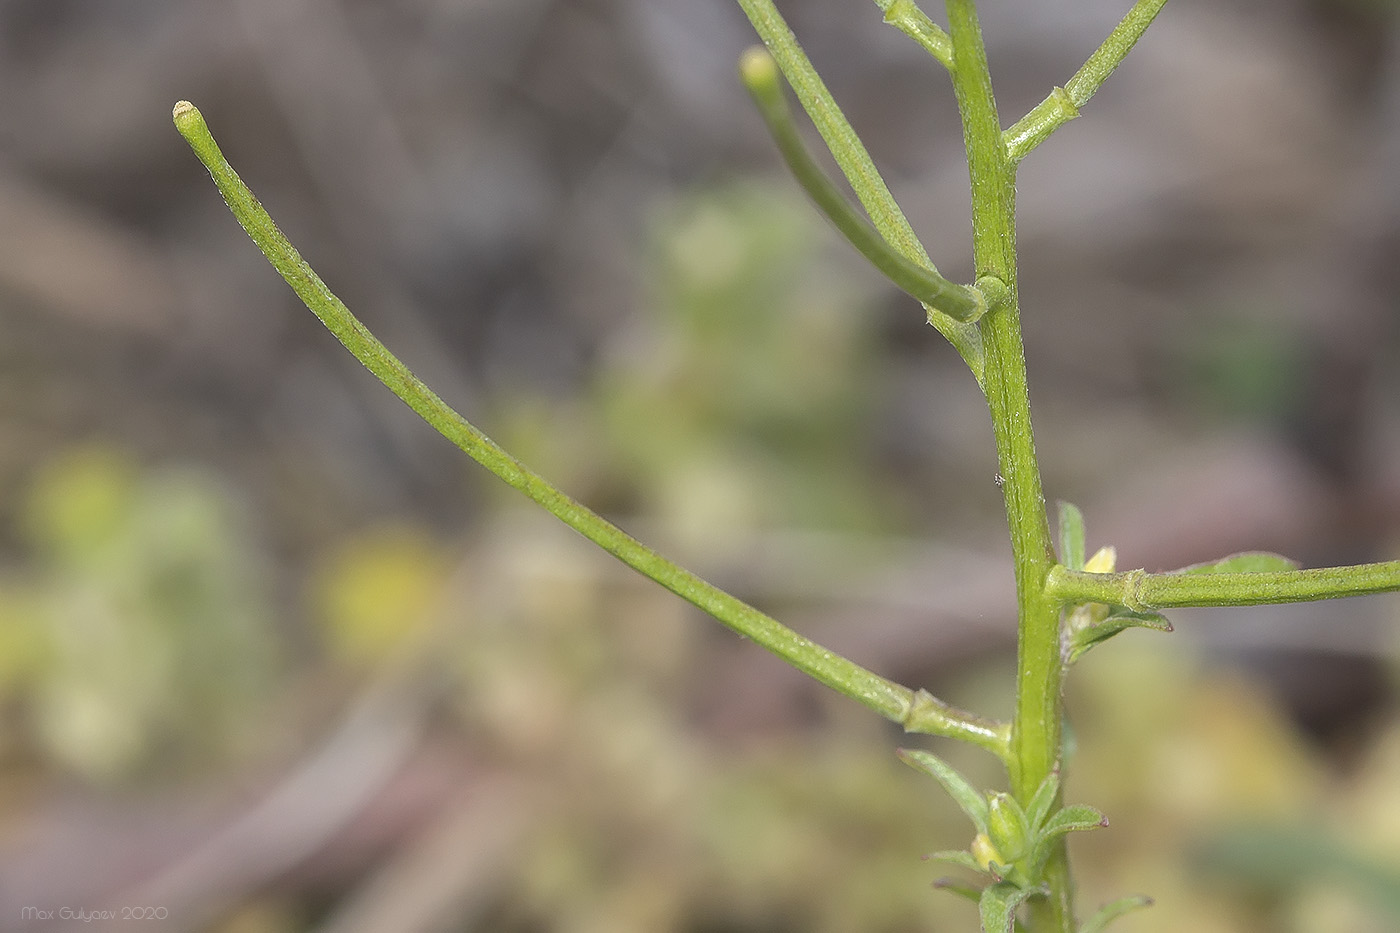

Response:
(171, 99), (1010, 756)
(944, 2), (1069, 929)
(873, 0), (955, 71)
(739, 47), (985, 322)
(1046, 561), (1400, 609)
(1004, 0), (1169, 163)
(734, 0), (985, 378)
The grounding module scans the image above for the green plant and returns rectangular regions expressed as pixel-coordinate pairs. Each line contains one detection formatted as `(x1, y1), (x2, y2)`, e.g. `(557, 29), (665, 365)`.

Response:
(171, 1), (1400, 929)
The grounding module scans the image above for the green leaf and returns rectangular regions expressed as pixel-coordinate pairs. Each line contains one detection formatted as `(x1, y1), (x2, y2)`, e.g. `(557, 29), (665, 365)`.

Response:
(1100, 607), (1172, 629)
(1079, 895), (1154, 933)
(936, 878), (1032, 930)
(1056, 501), (1086, 571)
(1171, 551), (1299, 575)
(932, 876), (984, 904)
(1025, 768), (1061, 834)
(898, 748), (990, 834)
(1030, 805), (1109, 878)
(925, 849), (985, 874)
(980, 880), (1036, 933)
(1042, 804), (1108, 838)
(1066, 608), (1172, 664)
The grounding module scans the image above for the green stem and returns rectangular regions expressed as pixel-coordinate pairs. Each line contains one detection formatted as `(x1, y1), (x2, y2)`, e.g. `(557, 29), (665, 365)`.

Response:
(1004, 0), (1169, 163)
(873, 0), (955, 71)
(171, 99), (1009, 757)
(1046, 561), (1400, 609)
(944, 2), (1068, 929)
(907, 689), (1012, 756)
(734, 0), (985, 379)
(739, 48), (984, 322)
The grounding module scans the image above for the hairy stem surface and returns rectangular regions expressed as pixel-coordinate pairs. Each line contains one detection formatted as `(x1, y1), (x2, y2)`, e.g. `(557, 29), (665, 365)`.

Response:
(1047, 561), (1400, 609)
(1005, 0), (1169, 162)
(944, 2), (1068, 929)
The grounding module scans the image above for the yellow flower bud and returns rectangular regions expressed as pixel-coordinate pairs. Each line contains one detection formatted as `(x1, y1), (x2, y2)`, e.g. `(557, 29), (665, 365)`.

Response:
(972, 832), (1004, 872)
(1084, 545), (1117, 574)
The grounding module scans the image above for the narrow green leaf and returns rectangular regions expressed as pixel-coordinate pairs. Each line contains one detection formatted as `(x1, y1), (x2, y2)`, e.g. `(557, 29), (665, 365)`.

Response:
(1025, 768), (1061, 834)
(1172, 551), (1301, 575)
(1078, 895), (1154, 933)
(1042, 804), (1108, 838)
(1099, 607), (1172, 630)
(1066, 608), (1171, 664)
(935, 878), (1031, 931)
(897, 748), (990, 833)
(932, 876), (985, 904)
(1029, 805), (1108, 878)
(980, 880), (1036, 933)
(925, 849), (985, 874)
(1056, 501), (1086, 571)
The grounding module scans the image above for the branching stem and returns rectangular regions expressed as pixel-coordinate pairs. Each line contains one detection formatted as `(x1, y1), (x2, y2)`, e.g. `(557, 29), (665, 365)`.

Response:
(740, 48), (985, 322)
(1004, 0), (1169, 163)
(874, 0), (955, 71)
(734, 0), (985, 378)
(175, 2), (1400, 929)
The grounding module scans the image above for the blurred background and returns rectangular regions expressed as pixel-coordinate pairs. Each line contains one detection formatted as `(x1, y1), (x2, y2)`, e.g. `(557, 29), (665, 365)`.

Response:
(1, 0), (1399, 930)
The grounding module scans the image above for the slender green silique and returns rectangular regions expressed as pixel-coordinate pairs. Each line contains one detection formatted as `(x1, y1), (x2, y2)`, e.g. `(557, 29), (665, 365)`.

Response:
(1004, 0), (1169, 163)
(734, 0), (985, 378)
(1046, 561), (1400, 610)
(169, 100), (1009, 758)
(739, 47), (985, 323)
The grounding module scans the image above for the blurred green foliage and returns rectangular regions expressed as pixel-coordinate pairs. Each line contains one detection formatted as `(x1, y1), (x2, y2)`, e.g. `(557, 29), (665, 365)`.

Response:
(1068, 640), (1400, 933)
(0, 444), (278, 781)
(437, 513), (982, 931)
(502, 181), (902, 549)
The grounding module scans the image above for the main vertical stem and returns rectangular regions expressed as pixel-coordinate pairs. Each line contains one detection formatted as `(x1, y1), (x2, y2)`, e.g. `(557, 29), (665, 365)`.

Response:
(945, 2), (1070, 930)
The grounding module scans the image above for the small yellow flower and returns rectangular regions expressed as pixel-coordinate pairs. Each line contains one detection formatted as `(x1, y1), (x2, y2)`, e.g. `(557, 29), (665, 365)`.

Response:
(1084, 545), (1117, 574)
(971, 832), (1004, 872)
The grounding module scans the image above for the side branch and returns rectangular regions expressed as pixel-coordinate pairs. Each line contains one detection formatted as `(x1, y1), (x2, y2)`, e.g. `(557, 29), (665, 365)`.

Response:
(905, 689), (1011, 759)
(734, 0), (985, 380)
(171, 100), (1006, 751)
(1046, 560), (1400, 610)
(1004, 0), (1169, 163)
(741, 49), (984, 323)
(874, 0), (955, 72)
